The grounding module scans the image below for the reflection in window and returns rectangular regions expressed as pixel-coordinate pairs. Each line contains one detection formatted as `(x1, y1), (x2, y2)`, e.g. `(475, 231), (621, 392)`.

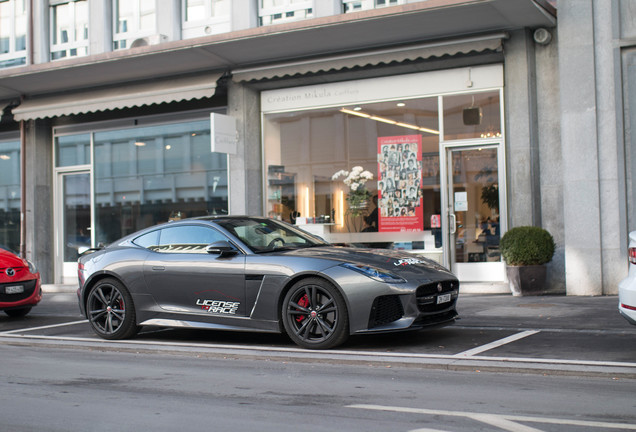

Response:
(151, 225), (226, 253)
(55, 133), (91, 167)
(91, 120), (228, 245)
(50, 0), (89, 60)
(443, 91), (501, 141)
(0, 0), (27, 69)
(0, 139), (21, 252)
(182, 0), (231, 38)
(113, 0), (157, 50)
(259, 0), (313, 26)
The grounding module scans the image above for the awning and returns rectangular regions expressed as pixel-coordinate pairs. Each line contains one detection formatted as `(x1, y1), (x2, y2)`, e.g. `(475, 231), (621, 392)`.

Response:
(12, 73), (222, 121)
(232, 33), (506, 82)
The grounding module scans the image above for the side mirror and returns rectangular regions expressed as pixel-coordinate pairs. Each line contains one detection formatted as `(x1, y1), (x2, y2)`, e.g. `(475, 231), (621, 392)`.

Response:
(205, 241), (238, 257)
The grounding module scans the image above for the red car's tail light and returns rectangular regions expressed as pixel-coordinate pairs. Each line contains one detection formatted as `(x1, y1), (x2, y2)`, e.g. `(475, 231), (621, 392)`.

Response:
(629, 247), (636, 265)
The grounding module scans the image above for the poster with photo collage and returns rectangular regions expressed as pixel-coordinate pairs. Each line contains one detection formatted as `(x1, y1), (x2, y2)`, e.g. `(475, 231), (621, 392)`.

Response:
(377, 135), (423, 232)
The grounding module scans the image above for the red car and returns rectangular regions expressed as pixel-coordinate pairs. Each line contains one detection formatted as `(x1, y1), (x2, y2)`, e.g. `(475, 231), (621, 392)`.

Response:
(0, 248), (41, 317)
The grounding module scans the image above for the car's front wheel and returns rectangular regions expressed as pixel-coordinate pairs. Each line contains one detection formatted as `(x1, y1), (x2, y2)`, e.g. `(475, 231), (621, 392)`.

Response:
(282, 278), (349, 349)
(86, 278), (139, 340)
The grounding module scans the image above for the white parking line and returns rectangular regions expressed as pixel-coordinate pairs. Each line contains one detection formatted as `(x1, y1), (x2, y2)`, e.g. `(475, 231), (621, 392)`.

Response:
(349, 404), (636, 431)
(0, 319), (88, 335)
(454, 330), (540, 357)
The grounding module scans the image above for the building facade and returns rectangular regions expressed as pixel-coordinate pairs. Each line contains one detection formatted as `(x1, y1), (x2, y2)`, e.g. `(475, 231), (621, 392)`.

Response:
(0, 0), (632, 296)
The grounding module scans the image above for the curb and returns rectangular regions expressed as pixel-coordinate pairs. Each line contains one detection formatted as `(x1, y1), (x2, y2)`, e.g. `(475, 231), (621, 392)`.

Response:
(42, 284), (78, 294)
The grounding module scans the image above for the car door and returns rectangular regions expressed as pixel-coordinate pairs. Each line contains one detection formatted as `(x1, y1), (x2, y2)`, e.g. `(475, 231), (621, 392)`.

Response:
(142, 224), (247, 317)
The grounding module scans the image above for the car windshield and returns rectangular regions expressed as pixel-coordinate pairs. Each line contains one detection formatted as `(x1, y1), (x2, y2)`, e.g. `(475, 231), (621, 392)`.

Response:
(213, 217), (328, 253)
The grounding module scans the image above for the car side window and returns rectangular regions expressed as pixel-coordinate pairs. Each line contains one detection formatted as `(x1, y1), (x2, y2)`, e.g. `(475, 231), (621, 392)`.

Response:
(133, 230), (160, 248)
(151, 225), (228, 254)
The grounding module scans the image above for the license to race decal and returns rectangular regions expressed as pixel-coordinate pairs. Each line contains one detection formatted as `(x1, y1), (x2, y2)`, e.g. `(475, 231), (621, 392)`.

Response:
(394, 258), (424, 267)
(196, 299), (240, 314)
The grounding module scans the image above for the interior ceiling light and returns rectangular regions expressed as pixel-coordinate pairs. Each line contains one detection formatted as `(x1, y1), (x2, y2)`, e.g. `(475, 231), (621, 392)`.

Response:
(134, 141), (146, 147)
(0, 155), (10, 160)
(397, 102), (406, 107)
(340, 108), (439, 135)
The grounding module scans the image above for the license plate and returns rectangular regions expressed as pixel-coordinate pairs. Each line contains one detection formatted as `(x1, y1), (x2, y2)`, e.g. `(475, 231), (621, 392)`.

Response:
(437, 293), (451, 304)
(5, 285), (24, 294)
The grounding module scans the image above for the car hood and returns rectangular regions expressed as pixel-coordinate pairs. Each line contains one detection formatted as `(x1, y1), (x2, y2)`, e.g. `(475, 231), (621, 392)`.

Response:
(276, 246), (456, 281)
(0, 249), (27, 268)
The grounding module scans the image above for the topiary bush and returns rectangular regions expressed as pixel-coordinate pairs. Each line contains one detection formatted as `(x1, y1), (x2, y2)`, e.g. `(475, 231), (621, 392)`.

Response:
(500, 226), (555, 266)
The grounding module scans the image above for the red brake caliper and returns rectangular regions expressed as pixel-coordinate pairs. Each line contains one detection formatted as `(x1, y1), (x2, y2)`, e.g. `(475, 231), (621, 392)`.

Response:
(295, 294), (309, 322)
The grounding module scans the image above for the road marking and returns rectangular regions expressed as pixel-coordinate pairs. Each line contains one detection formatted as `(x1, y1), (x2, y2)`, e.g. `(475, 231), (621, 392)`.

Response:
(349, 404), (636, 431)
(0, 319), (88, 335)
(454, 330), (540, 357)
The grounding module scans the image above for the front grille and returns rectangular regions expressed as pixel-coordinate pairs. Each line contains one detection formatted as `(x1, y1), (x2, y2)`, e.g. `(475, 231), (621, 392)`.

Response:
(416, 280), (459, 313)
(0, 279), (37, 303)
(368, 295), (404, 328)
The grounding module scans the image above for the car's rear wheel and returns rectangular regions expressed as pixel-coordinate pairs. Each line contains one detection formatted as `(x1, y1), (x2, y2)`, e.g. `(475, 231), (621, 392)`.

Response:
(86, 278), (139, 340)
(282, 278), (349, 349)
(4, 307), (32, 317)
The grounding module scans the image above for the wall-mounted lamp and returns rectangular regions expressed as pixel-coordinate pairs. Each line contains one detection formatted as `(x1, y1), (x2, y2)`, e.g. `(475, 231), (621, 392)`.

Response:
(533, 28), (552, 45)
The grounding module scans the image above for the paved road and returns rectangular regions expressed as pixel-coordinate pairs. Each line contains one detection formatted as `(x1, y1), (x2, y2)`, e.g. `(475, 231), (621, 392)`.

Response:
(2, 290), (636, 431)
(1, 289), (635, 378)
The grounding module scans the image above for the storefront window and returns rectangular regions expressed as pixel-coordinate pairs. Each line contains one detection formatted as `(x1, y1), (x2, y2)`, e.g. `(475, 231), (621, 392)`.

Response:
(443, 91), (501, 141)
(55, 133), (90, 167)
(0, 138), (20, 252)
(263, 97), (441, 251)
(93, 119), (228, 245)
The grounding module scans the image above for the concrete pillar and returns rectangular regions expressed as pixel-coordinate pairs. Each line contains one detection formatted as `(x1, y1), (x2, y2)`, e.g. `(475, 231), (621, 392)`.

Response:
(504, 29), (541, 228)
(558, 0), (602, 295)
(314, 1), (341, 17)
(89, 0), (112, 54)
(534, 27), (565, 293)
(157, 0), (181, 42)
(593, 1), (624, 295)
(227, 81), (262, 216)
(232, 0), (258, 30)
(23, 119), (53, 283)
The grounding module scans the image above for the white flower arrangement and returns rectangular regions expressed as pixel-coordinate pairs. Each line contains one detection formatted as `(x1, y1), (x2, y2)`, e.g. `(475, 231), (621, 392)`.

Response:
(332, 166), (374, 192)
(332, 166), (374, 216)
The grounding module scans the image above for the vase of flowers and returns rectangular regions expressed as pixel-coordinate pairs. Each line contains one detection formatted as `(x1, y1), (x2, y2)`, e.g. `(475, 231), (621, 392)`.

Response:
(332, 167), (374, 232)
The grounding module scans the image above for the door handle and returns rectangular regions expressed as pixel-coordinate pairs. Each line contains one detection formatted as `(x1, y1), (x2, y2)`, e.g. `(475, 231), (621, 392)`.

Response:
(152, 266), (165, 271)
(449, 213), (457, 235)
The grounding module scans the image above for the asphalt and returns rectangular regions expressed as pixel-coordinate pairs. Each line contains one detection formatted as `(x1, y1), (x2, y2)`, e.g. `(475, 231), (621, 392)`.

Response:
(41, 283), (627, 332)
(36, 283), (636, 378)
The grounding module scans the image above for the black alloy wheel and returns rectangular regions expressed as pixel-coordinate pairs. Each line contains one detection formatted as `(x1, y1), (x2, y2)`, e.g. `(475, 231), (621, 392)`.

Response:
(282, 278), (349, 349)
(86, 278), (139, 340)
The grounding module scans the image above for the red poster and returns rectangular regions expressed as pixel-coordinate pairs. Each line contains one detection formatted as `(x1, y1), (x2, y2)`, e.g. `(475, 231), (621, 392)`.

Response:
(377, 135), (423, 232)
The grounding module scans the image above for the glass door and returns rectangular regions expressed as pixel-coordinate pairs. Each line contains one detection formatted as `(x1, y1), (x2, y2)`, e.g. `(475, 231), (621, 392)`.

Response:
(56, 171), (92, 284)
(444, 144), (505, 282)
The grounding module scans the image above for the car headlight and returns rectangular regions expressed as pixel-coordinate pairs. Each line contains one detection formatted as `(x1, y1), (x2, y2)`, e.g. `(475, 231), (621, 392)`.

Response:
(340, 262), (406, 283)
(26, 259), (38, 274)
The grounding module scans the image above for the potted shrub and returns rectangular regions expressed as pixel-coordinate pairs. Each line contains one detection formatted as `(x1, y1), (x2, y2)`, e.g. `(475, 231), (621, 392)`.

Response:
(500, 226), (555, 296)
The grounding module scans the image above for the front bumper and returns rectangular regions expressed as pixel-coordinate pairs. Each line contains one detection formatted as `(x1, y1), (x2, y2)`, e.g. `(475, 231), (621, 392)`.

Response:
(0, 278), (42, 310)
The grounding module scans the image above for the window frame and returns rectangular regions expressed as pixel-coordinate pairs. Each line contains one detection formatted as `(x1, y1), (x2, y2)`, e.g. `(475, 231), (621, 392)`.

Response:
(0, 0), (28, 69)
(49, 0), (89, 61)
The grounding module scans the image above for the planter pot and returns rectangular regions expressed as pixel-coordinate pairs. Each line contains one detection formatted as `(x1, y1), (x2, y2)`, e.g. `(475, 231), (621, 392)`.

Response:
(506, 265), (547, 296)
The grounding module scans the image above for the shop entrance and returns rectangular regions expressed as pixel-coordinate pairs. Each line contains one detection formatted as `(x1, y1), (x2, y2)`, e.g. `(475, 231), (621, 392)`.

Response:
(443, 143), (506, 282)
(55, 170), (91, 284)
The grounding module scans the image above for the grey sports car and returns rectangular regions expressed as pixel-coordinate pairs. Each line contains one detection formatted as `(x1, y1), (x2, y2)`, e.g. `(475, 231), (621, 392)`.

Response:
(77, 216), (459, 349)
